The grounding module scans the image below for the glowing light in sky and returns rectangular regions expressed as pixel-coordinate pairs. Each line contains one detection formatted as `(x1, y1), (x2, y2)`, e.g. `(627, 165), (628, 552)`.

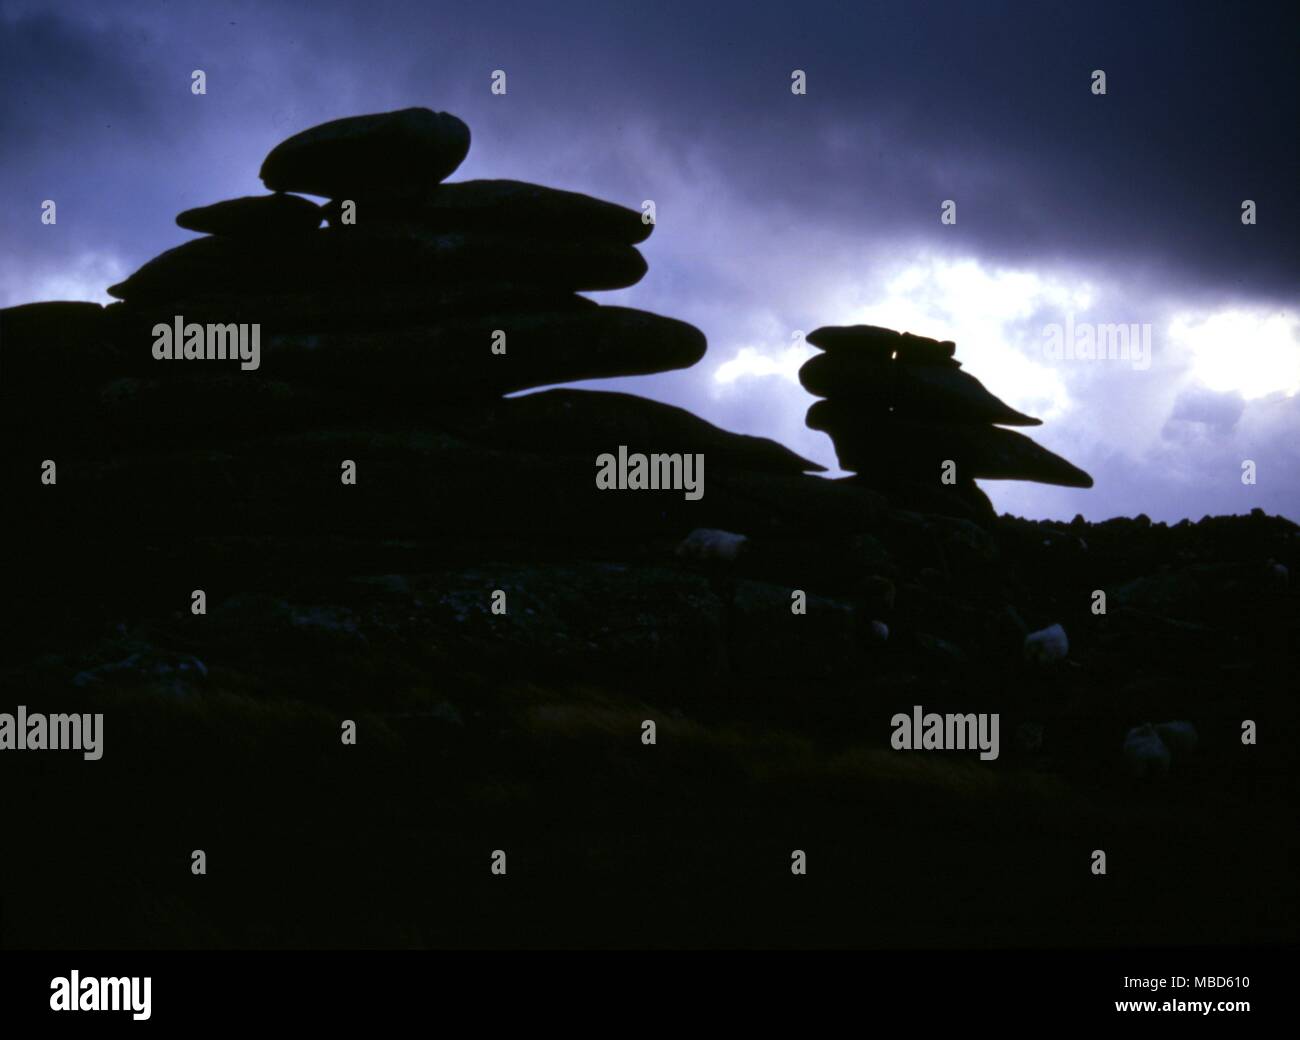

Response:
(1171, 308), (1300, 400)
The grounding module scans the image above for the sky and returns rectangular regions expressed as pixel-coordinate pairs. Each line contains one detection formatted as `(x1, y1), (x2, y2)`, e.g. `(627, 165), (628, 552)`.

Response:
(2, 0), (1297, 521)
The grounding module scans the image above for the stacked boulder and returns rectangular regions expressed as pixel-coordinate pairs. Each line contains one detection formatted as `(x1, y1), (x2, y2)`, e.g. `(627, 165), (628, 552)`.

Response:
(800, 325), (1093, 520)
(4, 107), (831, 545)
(105, 107), (705, 406)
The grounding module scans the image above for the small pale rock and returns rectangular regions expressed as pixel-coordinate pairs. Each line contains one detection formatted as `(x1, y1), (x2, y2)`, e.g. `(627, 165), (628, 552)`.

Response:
(1023, 623), (1068, 664)
(1266, 560), (1289, 588)
(676, 528), (749, 563)
(1124, 723), (1171, 779)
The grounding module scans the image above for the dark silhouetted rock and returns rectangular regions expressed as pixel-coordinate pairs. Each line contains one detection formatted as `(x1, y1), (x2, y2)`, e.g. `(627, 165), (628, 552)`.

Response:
(106, 286), (595, 344)
(0, 300), (105, 348)
(799, 352), (1041, 425)
(248, 306), (706, 397)
(106, 228), (647, 300)
(807, 402), (1094, 487)
(259, 108), (471, 197)
(176, 194), (323, 237)
(8, 426), (825, 542)
(0, 301), (126, 387)
(84, 375), (356, 445)
(1, 302), (123, 441)
(13, 110), (716, 469)
(435, 388), (822, 474)
(807, 325), (957, 364)
(323, 179), (653, 244)
(801, 323), (1092, 517)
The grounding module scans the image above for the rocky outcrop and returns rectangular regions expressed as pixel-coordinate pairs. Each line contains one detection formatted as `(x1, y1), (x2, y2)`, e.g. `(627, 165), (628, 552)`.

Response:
(2, 109), (1294, 954)
(800, 324), (1093, 521)
(5, 107), (831, 542)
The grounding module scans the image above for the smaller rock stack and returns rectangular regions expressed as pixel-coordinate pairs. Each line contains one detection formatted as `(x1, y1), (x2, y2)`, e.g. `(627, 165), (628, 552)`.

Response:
(800, 325), (1092, 520)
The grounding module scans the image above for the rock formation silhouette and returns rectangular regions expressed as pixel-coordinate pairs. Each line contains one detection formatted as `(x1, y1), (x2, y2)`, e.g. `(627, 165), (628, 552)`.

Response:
(3, 107), (1100, 539)
(801, 324), (1093, 522)
(5, 107), (837, 542)
(1, 108), (1295, 954)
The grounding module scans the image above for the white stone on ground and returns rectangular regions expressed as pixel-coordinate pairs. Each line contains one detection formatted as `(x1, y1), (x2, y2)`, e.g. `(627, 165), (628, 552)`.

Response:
(675, 528), (749, 562)
(1023, 622), (1068, 664)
